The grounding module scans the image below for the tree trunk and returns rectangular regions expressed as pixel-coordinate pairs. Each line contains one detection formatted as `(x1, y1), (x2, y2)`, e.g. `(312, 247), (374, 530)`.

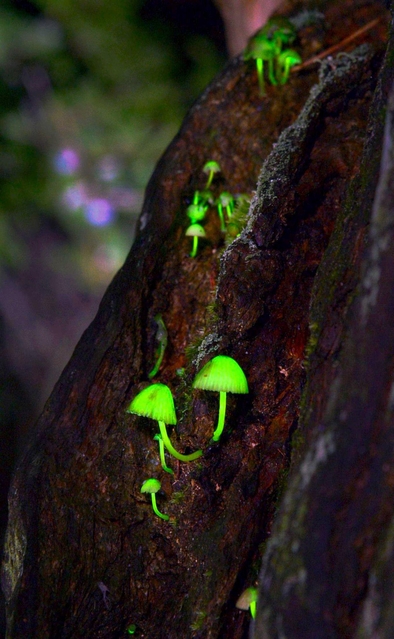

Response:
(1, 1), (390, 638)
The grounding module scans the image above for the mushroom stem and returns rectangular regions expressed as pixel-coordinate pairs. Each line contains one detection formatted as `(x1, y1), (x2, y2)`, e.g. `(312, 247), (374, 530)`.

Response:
(268, 56), (277, 85)
(256, 58), (265, 96)
(158, 421), (203, 462)
(217, 203), (226, 232)
(205, 171), (214, 188)
(154, 434), (174, 474)
(151, 493), (169, 521)
(212, 391), (227, 442)
(190, 236), (198, 257)
(250, 600), (257, 619)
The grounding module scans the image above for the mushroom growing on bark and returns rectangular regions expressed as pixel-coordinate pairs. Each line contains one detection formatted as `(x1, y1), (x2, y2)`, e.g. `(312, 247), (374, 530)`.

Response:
(140, 478), (169, 521)
(186, 223), (206, 257)
(127, 383), (202, 462)
(193, 355), (248, 442)
(236, 586), (258, 618)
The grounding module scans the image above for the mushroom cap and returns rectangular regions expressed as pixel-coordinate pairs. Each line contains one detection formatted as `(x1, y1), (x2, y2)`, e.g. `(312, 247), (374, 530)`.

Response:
(244, 34), (275, 60)
(193, 355), (249, 394)
(185, 223), (206, 238)
(187, 203), (207, 222)
(236, 587), (258, 610)
(127, 383), (177, 425)
(203, 160), (221, 174)
(218, 191), (234, 206)
(260, 17), (296, 42)
(141, 478), (161, 494)
(278, 48), (302, 66)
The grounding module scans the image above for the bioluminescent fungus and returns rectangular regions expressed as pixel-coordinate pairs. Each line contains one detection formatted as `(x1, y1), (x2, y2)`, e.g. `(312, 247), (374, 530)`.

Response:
(193, 355), (248, 442)
(244, 34), (276, 95)
(186, 203), (207, 224)
(216, 191), (234, 231)
(203, 160), (221, 188)
(153, 433), (174, 475)
(277, 49), (302, 84)
(261, 16), (296, 54)
(127, 383), (202, 462)
(236, 587), (258, 618)
(186, 223), (206, 257)
(141, 478), (169, 521)
(148, 314), (167, 379)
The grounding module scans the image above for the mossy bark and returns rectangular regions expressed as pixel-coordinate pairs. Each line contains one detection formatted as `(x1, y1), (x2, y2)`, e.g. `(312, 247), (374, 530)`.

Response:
(1, 1), (391, 638)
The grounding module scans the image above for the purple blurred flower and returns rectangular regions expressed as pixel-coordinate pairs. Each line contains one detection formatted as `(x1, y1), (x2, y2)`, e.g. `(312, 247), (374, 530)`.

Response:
(84, 198), (115, 226)
(54, 148), (80, 175)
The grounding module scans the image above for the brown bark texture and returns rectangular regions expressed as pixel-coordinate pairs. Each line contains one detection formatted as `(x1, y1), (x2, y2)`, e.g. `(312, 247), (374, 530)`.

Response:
(1, 1), (391, 638)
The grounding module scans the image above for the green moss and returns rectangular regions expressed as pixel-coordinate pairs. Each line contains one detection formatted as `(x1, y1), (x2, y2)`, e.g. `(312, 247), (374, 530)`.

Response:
(190, 610), (207, 631)
(171, 490), (185, 504)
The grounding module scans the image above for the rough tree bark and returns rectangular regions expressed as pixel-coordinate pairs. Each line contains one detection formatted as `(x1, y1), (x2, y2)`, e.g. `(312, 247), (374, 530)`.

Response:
(1, 1), (391, 638)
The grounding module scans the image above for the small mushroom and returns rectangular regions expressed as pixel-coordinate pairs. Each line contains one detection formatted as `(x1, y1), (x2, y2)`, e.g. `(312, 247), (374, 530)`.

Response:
(202, 160), (221, 188)
(193, 355), (248, 442)
(185, 223), (206, 257)
(216, 191), (234, 231)
(127, 383), (202, 462)
(236, 587), (258, 618)
(244, 34), (276, 95)
(277, 48), (301, 84)
(141, 478), (169, 521)
(148, 313), (167, 379)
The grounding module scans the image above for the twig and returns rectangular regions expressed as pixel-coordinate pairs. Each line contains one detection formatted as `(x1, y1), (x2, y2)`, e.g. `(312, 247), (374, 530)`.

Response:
(293, 17), (384, 72)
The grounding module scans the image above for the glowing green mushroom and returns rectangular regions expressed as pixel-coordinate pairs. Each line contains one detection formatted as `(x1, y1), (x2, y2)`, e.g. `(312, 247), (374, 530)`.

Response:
(244, 34), (276, 95)
(277, 49), (301, 85)
(186, 223), (206, 257)
(153, 433), (174, 475)
(260, 16), (296, 56)
(236, 587), (258, 618)
(127, 383), (202, 462)
(203, 160), (221, 188)
(193, 355), (248, 442)
(216, 191), (234, 231)
(126, 624), (136, 635)
(141, 478), (169, 521)
(148, 314), (167, 379)
(186, 203), (207, 224)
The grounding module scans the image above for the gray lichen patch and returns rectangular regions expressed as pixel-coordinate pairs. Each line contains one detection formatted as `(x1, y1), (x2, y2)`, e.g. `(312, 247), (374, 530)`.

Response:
(1, 497), (27, 605)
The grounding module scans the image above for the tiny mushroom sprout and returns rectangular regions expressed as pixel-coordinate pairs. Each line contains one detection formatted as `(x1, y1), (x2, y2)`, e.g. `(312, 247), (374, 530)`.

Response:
(277, 49), (302, 85)
(203, 160), (221, 188)
(216, 191), (234, 231)
(148, 313), (167, 379)
(193, 355), (248, 442)
(186, 223), (206, 257)
(127, 383), (202, 462)
(244, 34), (276, 95)
(141, 478), (169, 521)
(236, 587), (258, 618)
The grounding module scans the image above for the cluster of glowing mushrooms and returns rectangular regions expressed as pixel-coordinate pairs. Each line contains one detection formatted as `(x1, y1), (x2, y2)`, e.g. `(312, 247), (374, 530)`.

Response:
(184, 160), (250, 257)
(128, 355), (248, 519)
(244, 16), (301, 95)
(125, 17), (303, 627)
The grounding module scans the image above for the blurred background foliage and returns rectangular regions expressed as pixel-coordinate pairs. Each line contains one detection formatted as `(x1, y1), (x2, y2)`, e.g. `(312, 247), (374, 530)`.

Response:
(0, 0), (225, 606)
(0, 0), (225, 439)
(0, 0), (224, 281)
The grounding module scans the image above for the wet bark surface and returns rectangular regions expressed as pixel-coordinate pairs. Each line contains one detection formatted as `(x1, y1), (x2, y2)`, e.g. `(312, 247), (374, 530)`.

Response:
(1, 1), (390, 638)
